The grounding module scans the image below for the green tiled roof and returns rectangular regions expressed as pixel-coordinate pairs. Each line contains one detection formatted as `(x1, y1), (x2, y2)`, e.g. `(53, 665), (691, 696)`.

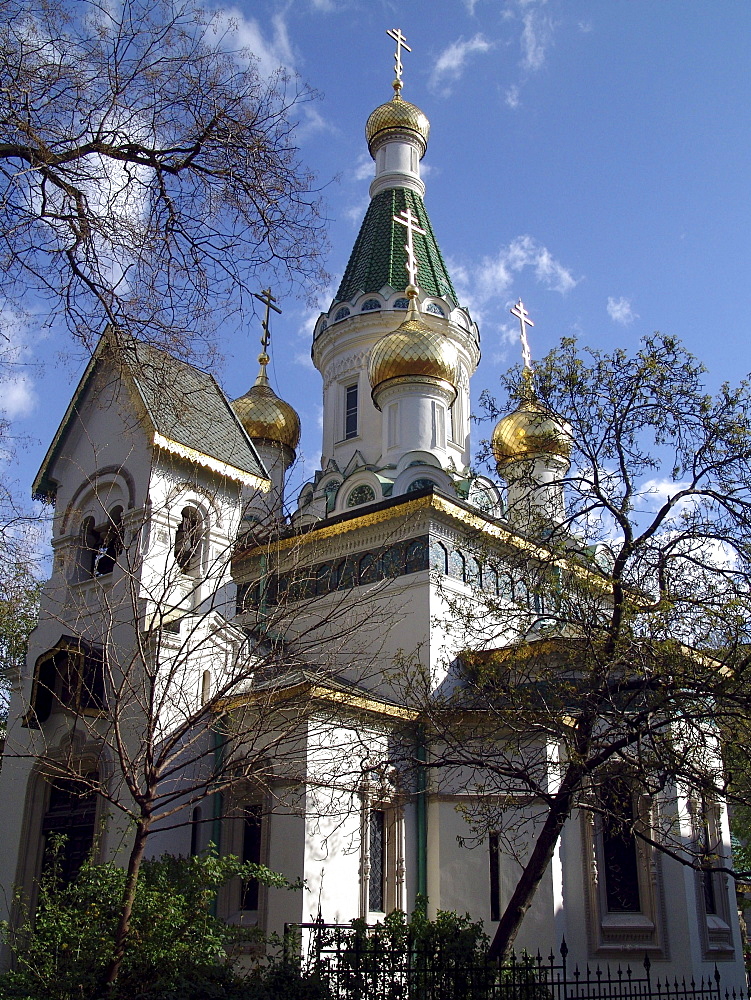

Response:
(335, 188), (458, 305)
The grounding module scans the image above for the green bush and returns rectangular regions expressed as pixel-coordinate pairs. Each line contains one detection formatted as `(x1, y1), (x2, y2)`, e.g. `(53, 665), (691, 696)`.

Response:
(0, 845), (299, 1000)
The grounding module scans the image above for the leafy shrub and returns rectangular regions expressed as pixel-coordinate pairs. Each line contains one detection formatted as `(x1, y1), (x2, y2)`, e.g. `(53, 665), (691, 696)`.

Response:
(0, 845), (296, 1000)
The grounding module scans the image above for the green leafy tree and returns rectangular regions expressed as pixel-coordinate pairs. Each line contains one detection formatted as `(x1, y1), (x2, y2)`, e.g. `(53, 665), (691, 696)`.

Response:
(418, 334), (751, 959)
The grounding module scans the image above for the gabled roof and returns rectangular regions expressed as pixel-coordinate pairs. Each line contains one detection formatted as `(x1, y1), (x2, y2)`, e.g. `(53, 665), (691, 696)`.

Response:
(33, 333), (270, 501)
(335, 188), (457, 305)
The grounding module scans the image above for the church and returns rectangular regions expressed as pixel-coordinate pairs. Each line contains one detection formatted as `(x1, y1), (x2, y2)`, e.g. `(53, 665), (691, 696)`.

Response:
(0, 34), (745, 986)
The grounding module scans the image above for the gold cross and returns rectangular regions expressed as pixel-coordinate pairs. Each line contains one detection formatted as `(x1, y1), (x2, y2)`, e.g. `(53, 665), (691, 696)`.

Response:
(510, 299), (534, 370)
(394, 207), (426, 290)
(387, 28), (411, 94)
(253, 288), (282, 355)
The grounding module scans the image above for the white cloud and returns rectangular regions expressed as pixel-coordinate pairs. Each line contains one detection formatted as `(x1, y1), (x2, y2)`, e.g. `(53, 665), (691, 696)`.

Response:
(311, 0), (336, 10)
(344, 195), (369, 225)
(607, 296), (638, 325)
(476, 235), (579, 300)
(520, 7), (553, 72)
(0, 378), (37, 418)
(296, 106), (336, 142)
(222, 9), (295, 78)
(429, 34), (493, 95)
(505, 84), (521, 110)
(353, 154), (373, 183)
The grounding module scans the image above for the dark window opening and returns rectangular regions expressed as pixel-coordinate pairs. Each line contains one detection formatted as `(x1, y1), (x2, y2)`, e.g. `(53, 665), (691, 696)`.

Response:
(601, 782), (641, 913)
(369, 809), (385, 912)
(41, 772), (98, 884)
(174, 507), (203, 572)
(700, 806), (719, 915)
(345, 384), (358, 439)
(190, 806), (202, 856)
(241, 804), (263, 910)
(489, 832), (500, 921)
(29, 640), (106, 724)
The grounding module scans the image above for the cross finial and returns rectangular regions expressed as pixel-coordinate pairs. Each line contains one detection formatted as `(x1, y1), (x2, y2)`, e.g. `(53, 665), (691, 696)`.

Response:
(510, 299), (534, 371)
(252, 288), (282, 382)
(386, 28), (411, 96)
(393, 207), (427, 291)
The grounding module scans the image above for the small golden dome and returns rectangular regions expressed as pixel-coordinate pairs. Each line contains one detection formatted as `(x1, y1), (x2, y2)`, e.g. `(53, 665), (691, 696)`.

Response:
(232, 372), (300, 451)
(366, 94), (430, 155)
(369, 313), (458, 396)
(492, 397), (572, 468)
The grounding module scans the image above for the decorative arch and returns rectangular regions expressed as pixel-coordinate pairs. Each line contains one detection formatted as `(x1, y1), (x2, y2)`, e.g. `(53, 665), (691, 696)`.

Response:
(60, 466), (135, 536)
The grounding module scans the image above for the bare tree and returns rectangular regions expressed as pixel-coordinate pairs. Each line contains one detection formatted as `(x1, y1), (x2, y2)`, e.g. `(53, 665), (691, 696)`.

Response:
(3, 460), (399, 987)
(409, 334), (751, 959)
(0, 0), (327, 363)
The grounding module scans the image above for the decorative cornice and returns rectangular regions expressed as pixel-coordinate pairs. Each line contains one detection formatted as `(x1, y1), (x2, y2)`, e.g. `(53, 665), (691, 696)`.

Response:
(153, 433), (270, 491)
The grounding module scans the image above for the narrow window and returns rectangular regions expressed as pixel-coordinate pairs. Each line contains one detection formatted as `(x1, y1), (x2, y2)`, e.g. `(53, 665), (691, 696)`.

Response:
(369, 809), (385, 912)
(345, 384), (359, 440)
(190, 806), (202, 856)
(93, 506), (123, 576)
(41, 773), (98, 884)
(699, 803), (719, 915)
(174, 507), (202, 573)
(489, 832), (500, 921)
(601, 782), (641, 912)
(241, 804), (263, 910)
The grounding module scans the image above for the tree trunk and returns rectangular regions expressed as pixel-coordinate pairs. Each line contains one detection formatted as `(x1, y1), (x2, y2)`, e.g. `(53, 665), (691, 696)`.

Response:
(487, 775), (580, 961)
(101, 814), (152, 989)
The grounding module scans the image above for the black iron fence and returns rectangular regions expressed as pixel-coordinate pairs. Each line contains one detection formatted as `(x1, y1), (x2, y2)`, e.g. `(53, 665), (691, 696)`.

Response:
(284, 919), (744, 1000)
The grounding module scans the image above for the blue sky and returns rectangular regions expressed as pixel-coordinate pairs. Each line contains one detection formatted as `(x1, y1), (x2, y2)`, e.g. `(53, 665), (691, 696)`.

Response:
(5, 0), (751, 516)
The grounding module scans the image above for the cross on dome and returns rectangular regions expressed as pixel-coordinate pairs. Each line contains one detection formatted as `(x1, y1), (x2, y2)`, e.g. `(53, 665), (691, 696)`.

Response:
(253, 287), (282, 367)
(394, 206), (426, 292)
(510, 298), (534, 371)
(386, 27), (411, 95)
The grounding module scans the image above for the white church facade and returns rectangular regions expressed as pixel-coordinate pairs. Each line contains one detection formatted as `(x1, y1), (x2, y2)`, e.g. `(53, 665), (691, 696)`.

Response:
(0, 41), (745, 987)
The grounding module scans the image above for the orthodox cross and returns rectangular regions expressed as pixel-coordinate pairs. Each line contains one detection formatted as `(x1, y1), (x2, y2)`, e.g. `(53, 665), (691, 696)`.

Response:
(393, 207), (426, 290)
(387, 28), (411, 94)
(510, 298), (534, 371)
(253, 287), (282, 358)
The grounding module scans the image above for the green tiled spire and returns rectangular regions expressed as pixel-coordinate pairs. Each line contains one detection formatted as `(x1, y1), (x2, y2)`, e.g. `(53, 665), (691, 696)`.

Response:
(335, 188), (458, 305)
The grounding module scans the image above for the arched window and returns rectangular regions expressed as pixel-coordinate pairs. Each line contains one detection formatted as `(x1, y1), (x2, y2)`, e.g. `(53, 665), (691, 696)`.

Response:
(425, 302), (445, 317)
(347, 484), (376, 508)
(484, 563), (499, 595)
(393, 298), (410, 310)
(429, 541), (448, 574)
(190, 806), (202, 856)
(448, 549), (466, 582)
(467, 557), (482, 587)
(93, 506), (123, 576)
(361, 299), (381, 312)
(407, 478), (438, 494)
(78, 507), (123, 579)
(28, 640), (106, 725)
(382, 545), (403, 579)
(316, 563), (333, 595)
(359, 552), (379, 585)
(41, 772), (99, 884)
(333, 306), (351, 322)
(333, 558), (355, 591)
(405, 538), (428, 574)
(174, 507), (203, 573)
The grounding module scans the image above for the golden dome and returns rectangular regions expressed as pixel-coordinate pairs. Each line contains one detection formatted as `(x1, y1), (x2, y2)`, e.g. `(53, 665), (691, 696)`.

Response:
(369, 313), (458, 396)
(232, 368), (300, 451)
(366, 94), (430, 154)
(492, 397), (572, 468)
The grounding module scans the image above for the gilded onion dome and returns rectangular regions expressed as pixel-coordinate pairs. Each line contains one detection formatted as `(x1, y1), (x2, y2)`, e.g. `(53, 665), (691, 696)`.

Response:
(491, 391), (572, 468)
(369, 296), (458, 399)
(366, 89), (430, 157)
(232, 355), (301, 451)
